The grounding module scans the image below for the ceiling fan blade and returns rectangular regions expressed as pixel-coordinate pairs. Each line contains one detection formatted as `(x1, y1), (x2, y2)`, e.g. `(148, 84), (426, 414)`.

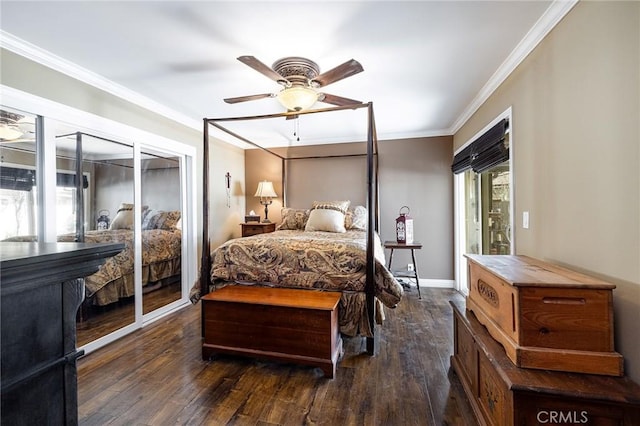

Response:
(318, 93), (362, 107)
(237, 56), (286, 83)
(312, 59), (363, 87)
(224, 93), (275, 104)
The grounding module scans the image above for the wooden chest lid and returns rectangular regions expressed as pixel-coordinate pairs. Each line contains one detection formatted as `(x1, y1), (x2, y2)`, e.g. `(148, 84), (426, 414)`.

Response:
(464, 254), (616, 290)
(202, 285), (341, 310)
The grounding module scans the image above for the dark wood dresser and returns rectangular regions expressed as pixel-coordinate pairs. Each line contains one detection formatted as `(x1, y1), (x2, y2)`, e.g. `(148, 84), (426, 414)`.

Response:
(1, 242), (123, 426)
(451, 301), (640, 425)
(453, 255), (640, 425)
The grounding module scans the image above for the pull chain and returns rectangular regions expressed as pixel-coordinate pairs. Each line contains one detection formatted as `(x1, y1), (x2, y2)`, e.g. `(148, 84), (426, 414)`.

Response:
(293, 117), (300, 142)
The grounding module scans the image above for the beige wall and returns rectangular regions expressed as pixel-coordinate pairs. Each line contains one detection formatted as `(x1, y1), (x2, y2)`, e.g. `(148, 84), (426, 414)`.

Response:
(245, 136), (454, 281)
(208, 137), (246, 247)
(378, 136), (454, 280)
(454, 1), (640, 382)
(244, 149), (285, 226)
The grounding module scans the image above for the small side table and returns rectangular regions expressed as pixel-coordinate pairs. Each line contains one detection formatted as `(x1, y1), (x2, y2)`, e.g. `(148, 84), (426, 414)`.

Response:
(241, 222), (276, 237)
(384, 241), (422, 299)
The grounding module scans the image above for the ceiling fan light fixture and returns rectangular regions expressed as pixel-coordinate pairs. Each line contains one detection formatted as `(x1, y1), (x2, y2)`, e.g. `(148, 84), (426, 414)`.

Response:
(276, 86), (318, 111)
(0, 110), (25, 141)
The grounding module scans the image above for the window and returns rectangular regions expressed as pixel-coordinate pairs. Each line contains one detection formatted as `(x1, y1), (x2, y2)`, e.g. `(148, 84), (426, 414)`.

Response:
(0, 164), (90, 238)
(0, 187), (35, 239)
(454, 109), (513, 294)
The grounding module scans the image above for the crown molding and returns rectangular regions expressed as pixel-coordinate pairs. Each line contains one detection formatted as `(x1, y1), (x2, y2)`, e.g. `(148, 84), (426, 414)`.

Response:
(1, 0), (579, 144)
(449, 0), (579, 135)
(0, 30), (202, 132)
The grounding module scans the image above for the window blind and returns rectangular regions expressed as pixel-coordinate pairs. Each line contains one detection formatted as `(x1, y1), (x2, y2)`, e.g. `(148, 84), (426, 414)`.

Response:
(0, 166), (88, 191)
(0, 167), (35, 191)
(451, 119), (509, 174)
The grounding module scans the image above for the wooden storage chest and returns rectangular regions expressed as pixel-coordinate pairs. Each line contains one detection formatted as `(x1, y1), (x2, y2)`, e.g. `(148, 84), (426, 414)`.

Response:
(451, 301), (640, 426)
(202, 286), (342, 378)
(465, 254), (623, 376)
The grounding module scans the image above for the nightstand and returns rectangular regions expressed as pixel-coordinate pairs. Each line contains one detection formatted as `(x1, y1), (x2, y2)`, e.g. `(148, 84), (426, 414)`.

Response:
(384, 241), (422, 299)
(241, 222), (276, 237)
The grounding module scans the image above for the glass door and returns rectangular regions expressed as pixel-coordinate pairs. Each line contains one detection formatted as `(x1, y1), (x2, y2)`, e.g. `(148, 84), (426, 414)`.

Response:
(54, 130), (138, 347)
(455, 120), (513, 294)
(464, 170), (481, 256)
(140, 147), (184, 317)
(482, 164), (511, 255)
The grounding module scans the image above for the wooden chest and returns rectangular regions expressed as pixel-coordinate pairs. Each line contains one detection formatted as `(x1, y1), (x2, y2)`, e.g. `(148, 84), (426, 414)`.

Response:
(465, 254), (623, 376)
(451, 301), (640, 426)
(202, 286), (342, 378)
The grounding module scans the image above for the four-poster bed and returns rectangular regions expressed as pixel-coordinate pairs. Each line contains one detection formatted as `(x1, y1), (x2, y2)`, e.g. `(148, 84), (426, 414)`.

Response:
(195, 103), (402, 355)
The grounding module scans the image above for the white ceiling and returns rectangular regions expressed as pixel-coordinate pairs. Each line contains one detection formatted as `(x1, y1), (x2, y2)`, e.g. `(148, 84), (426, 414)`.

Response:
(1, 1), (567, 148)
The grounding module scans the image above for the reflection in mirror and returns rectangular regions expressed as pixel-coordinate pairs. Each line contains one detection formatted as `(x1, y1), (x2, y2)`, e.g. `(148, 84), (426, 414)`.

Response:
(53, 130), (137, 346)
(0, 107), (38, 240)
(141, 148), (183, 315)
(2, 99), (194, 354)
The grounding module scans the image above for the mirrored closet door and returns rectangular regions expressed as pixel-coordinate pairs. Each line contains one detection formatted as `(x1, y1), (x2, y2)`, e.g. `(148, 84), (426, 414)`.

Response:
(53, 129), (139, 347)
(140, 147), (183, 316)
(1, 98), (195, 355)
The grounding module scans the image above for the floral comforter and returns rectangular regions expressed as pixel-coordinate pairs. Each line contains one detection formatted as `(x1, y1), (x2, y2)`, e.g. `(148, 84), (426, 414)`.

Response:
(192, 230), (403, 337)
(210, 229), (402, 307)
(5, 229), (182, 305)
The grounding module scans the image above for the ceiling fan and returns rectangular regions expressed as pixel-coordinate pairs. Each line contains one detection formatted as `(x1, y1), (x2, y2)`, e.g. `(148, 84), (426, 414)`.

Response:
(224, 56), (364, 111)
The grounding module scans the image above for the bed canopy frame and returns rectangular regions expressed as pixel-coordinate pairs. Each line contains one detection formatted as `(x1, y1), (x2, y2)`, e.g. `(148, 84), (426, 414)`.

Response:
(201, 102), (380, 353)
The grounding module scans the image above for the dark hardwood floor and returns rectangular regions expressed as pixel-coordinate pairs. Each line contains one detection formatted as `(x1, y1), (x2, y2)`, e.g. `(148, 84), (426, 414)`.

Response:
(77, 287), (477, 425)
(77, 281), (182, 346)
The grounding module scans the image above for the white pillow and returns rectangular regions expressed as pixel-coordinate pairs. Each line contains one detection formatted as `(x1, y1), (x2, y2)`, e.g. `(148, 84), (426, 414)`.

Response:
(304, 208), (346, 233)
(109, 203), (135, 230)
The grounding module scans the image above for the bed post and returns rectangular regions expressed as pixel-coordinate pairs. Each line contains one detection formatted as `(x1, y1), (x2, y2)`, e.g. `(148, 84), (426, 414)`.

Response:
(282, 157), (287, 208)
(75, 132), (85, 242)
(200, 119), (211, 300)
(365, 102), (376, 355)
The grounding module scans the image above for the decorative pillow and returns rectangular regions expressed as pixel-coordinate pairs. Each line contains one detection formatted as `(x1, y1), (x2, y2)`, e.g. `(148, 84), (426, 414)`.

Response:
(277, 208), (310, 230)
(109, 203), (135, 230)
(305, 208), (346, 233)
(345, 205), (368, 230)
(142, 210), (181, 230)
(311, 200), (350, 214)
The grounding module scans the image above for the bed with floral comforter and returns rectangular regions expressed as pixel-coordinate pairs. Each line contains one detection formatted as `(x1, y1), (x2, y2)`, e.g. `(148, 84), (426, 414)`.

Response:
(190, 229), (403, 337)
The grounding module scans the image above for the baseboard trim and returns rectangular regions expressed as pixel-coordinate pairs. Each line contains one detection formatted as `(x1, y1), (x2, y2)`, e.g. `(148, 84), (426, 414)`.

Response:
(396, 277), (455, 289)
(420, 279), (455, 288)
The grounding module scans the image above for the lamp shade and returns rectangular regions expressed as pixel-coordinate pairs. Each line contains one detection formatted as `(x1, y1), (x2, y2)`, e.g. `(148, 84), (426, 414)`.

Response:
(254, 181), (277, 198)
(276, 86), (318, 111)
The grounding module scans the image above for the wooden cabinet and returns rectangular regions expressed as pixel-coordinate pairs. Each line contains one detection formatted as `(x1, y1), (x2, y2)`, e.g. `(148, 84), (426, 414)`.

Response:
(202, 286), (342, 378)
(465, 254), (623, 376)
(241, 222), (276, 237)
(451, 301), (640, 426)
(1, 242), (123, 426)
